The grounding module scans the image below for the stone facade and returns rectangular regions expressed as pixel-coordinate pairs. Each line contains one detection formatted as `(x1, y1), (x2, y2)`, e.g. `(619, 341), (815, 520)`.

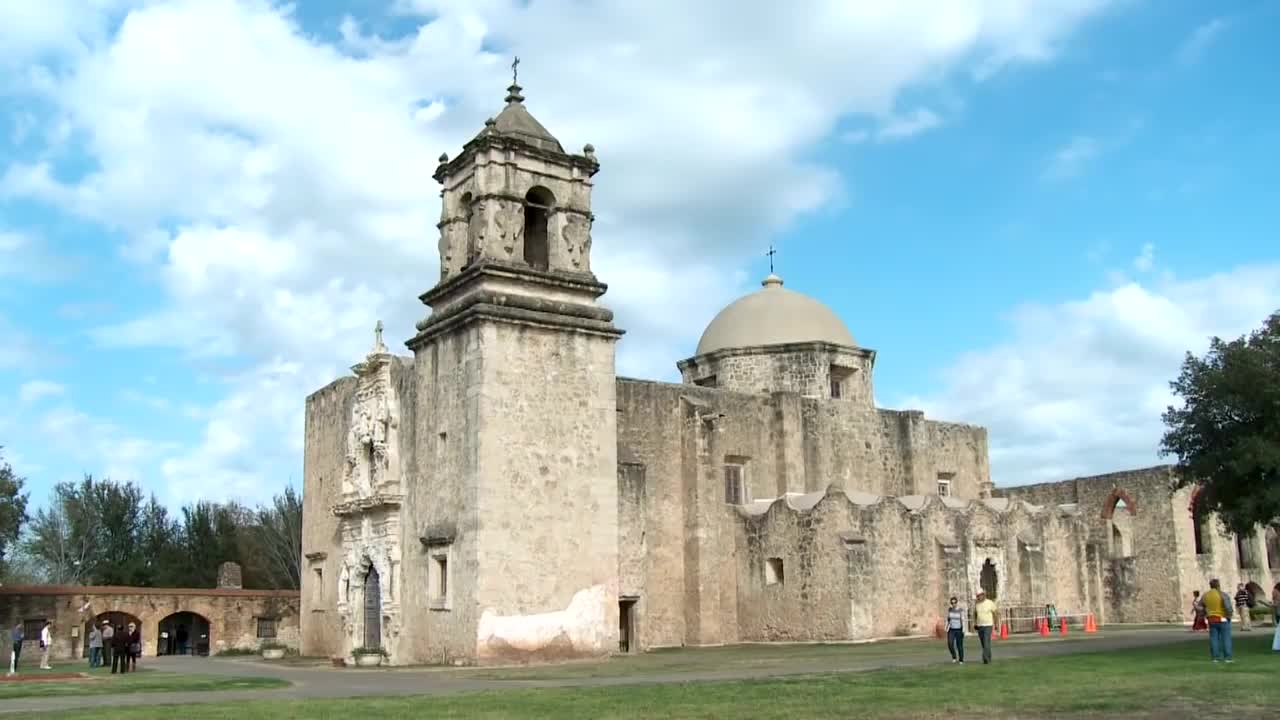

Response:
(300, 79), (1269, 666)
(0, 579), (299, 660)
(998, 466), (1280, 625)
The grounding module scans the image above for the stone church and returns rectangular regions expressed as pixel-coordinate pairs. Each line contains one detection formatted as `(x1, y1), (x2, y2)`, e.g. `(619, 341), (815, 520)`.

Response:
(300, 80), (1280, 665)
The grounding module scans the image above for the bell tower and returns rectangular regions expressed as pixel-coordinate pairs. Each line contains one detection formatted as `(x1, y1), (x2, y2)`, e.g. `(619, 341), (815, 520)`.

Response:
(405, 70), (623, 664)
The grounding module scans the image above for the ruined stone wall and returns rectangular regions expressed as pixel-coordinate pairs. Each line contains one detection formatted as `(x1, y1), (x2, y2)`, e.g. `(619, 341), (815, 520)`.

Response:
(997, 467), (1188, 623)
(402, 327), (484, 665)
(471, 321), (620, 662)
(300, 375), (356, 658)
(731, 491), (1089, 641)
(0, 587), (300, 660)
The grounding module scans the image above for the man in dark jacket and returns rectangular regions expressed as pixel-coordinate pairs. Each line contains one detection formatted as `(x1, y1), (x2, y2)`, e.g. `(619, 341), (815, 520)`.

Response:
(7, 622), (21, 676)
(111, 625), (130, 674)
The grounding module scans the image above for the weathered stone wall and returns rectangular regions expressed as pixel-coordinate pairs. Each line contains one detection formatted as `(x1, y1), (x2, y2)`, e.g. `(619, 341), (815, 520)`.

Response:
(471, 320), (620, 662)
(615, 376), (994, 650)
(0, 586), (300, 660)
(402, 325), (483, 665)
(994, 466), (1240, 624)
(732, 490), (1090, 641)
(300, 374), (356, 658)
(677, 342), (875, 406)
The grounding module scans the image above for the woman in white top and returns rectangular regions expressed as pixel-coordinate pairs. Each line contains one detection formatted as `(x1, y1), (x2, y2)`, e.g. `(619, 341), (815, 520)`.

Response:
(38, 621), (52, 670)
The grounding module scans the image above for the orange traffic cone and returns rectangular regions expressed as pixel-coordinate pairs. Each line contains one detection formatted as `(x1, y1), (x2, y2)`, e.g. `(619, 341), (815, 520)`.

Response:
(1059, 617), (1068, 636)
(1000, 623), (1009, 640)
(1085, 614), (1097, 633)
(1039, 618), (1050, 637)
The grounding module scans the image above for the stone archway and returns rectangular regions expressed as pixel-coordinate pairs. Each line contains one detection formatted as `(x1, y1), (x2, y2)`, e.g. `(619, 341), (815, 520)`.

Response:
(85, 610), (141, 658)
(157, 611), (212, 656)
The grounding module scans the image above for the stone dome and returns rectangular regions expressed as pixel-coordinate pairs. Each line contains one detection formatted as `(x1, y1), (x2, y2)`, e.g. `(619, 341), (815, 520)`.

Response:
(695, 274), (856, 356)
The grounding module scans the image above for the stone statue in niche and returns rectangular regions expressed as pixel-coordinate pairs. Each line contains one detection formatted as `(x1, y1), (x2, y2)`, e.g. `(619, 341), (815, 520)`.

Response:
(561, 214), (590, 271)
(494, 203), (516, 257)
(344, 380), (395, 498)
(468, 199), (487, 264)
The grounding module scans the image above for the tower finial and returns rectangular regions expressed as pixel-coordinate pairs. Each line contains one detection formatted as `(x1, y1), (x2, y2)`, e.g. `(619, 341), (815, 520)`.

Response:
(765, 244), (777, 274)
(505, 56), (524, 104)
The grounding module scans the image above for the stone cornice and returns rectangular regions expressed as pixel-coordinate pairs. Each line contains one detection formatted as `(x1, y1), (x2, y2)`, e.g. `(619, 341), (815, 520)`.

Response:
(419, 260), (607, 308)
(435, 135), (599, 183)
(408, 301), (623, 350)
(330, 494), (404, 517)
(304, 551), (328, 562)
(676, 340), (876, 372)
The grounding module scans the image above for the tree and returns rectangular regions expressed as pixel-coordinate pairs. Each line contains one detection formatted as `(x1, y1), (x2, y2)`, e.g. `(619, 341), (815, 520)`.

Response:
(89, 478), (145, 585)
(254, 485), (303, 590)
(138, 494), (183, 586)
(0, 447), (30, 581)
(22, 477), (100, 585)
(1161, 310), (1280, 534)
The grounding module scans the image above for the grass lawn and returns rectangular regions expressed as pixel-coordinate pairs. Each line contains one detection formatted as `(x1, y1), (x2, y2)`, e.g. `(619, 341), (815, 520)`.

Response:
(46, 634), (1280, 719)
(0, 659), (288, 700)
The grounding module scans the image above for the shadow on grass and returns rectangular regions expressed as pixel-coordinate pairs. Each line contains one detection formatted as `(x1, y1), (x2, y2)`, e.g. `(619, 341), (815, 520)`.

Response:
(1, 660), (288, 700)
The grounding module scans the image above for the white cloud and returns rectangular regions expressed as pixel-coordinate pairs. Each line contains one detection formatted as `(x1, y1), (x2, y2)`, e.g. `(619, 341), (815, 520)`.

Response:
(18, 380), (66, 404)
(1178, 17), (1229, 65)
(34, 404), (176, 487)
(1043, 135), (1100, 180)
(0, 0), (1119, 502)
(1133, 242), (1155, 272)
(903, 263), (1280, 486)
(877, 109), (943, 142)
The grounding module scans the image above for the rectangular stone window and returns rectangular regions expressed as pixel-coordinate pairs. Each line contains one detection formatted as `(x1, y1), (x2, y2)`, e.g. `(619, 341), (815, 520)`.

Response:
(694, 375), (717, 388)
(313, 568), (324, 604)
(764, 557), (785, 586)
(937, 472), (955, 497)
(429, 548), (452, 611)
(256, 617), (278, 639)
(830, 365), (855, 399)
(724, 462), (746, 505)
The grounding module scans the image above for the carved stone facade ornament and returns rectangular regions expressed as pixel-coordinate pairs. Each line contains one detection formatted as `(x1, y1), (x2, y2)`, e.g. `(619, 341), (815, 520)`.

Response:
(330, 323), (405, 657)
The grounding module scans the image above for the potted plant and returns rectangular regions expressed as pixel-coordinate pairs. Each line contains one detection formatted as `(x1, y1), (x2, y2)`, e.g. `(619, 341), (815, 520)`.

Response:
(351, 646), (387, 667)
(260, 641), (287, 660)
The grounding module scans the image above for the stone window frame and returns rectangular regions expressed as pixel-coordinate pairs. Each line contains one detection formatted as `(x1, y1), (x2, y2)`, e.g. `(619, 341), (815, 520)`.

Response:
(723, 457), (750, 505)
(764, 557), (785, 586)
(428, 545), (453, 611)
(829, 364), (855, 400)
(936, 471), (955, 498)
(256, 617), (279, 639)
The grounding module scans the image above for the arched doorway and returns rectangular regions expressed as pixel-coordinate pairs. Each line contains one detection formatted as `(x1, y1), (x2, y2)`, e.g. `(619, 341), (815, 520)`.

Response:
(85, 611), (142, 657)
(157, 611), (211, 656)
(364, 565), (383, 650)
(979, 559), (999, 600)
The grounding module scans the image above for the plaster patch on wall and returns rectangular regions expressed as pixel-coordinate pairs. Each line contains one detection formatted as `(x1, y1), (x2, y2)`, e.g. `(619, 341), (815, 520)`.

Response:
(476, 585), (609, 660)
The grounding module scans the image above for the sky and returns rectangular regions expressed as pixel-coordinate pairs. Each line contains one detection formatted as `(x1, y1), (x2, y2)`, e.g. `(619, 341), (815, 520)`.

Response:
(0, 0), (1277, 510)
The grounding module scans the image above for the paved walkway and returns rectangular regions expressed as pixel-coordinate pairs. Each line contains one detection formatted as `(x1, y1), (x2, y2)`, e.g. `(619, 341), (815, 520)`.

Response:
(1, 628), (1202, 715)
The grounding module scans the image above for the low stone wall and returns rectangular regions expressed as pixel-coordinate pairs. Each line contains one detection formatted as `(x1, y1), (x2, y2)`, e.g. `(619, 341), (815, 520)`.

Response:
(0, 585), (301, 660)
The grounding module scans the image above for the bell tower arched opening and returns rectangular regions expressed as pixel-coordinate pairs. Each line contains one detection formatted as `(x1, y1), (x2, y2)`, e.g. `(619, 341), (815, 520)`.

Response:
(523, 186), (553, 270)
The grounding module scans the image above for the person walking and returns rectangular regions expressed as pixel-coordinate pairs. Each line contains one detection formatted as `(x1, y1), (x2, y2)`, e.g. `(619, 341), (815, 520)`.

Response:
(1234, 583), (1253, 632)
(38, 621), (52, 670)
(974, 591), (999, 665)
(944, 596), (966, 664)
(7, 622), (22, 676)
(88, 623), (103, 668)
(1203, 578), (1234, 663)
(1191, 591), (1208, 631)
(101, 620), (114, 670)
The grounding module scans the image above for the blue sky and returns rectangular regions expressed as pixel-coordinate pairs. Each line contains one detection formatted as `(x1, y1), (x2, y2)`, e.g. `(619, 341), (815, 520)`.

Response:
(1, 0), (1277, 510)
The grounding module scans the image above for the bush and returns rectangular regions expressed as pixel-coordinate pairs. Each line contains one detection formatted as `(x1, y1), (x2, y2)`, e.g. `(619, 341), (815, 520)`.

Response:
(352, 646), (389, 657)
(215, 647), (257, 657)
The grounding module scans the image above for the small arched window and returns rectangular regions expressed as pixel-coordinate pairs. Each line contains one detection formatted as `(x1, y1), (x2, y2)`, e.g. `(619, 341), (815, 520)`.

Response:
(523, 186), (553, 271)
